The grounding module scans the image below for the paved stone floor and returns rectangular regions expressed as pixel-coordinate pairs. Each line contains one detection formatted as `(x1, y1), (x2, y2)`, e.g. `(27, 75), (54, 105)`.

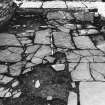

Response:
(0, 9), (105, 105)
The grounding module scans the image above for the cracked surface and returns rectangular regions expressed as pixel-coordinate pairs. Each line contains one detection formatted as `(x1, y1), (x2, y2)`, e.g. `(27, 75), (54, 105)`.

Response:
(0, 2), (105, 105)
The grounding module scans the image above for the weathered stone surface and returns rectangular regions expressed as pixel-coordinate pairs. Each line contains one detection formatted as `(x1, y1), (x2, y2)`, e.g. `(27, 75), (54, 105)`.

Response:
(74, 36), (96, 49)
(0, 49), (21, 62)
(47, 11), (73, 20)
(20, 1), (42, 8)
(0, 33), (20, 46)
(67, 91), (77, 105)
(0, 75), (13, 84)
(80, 82), (105, 105)
(74, 12), (94, 22)
(71, 63), (93, 81)
(43, 1), (66, 8)
(31, 45), (51, 64)
(0, 65), (7, 73)
(9, 62), (25, 76)
(53, 31), (74, 49)
(25, 45), (40, 53)
(34, 29), (51, 44)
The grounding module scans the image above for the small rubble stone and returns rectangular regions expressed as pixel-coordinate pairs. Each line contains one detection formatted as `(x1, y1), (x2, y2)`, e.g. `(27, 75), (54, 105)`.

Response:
(34, 29), (51, 44)
(80, 82), (105, 105)
(52, 64), (65, 71)
(53, 31), (74, 49)
(0, 33), (20, 46)
(74, 36), (96, 49)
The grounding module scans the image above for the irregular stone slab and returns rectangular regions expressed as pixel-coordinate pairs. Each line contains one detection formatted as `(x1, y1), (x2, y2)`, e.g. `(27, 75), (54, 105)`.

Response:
(67, 91), (77, 105)
(90, 63), (105, 78)
(43, 1), (66, 8)
(74, 12), (94, 22)
(0, 65), (7, 73)
(97, 42), (105, 52)
(0, 33), (20, 46)
(0, 49), (21, 62)
(66, 51), (81, 62)
(34, 45), (51, 58)
(10, 62), (25, 76)
(34, 29), (51, 44)
(66, 2), (85, 8)
(7, 47), (23, 54)
(57, 26), (70, 33)
(0, 88), (9, 97)
(0, 75), (13, 84)
(74, 36), (96, 49)
(31, 45), (51, 64)
(47, 11), (73, 20)
(80, 82), (105, 105)
(90, 69), (105, 81)
(71, 63), (93, 81)
(25, 45), (40, 53)
(53, 31), (74, 49)
(20, 1), (42, 8)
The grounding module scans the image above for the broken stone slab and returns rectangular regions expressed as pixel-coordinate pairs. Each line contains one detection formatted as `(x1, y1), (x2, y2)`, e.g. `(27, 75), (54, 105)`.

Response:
(90, 63), (105, 79)
(0, 33), (20, 46)
(53, 31), (74, 49)
(42, 1), (66, 8)
(71, 63), (93, 81)
(34, 29), (51, 44)
(80, 82), (105, 105)
(33, 45), (52, 58)
(67, 91), (77, 105)
(73, 36), (96, 49)
(31, 45), (52, 64)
